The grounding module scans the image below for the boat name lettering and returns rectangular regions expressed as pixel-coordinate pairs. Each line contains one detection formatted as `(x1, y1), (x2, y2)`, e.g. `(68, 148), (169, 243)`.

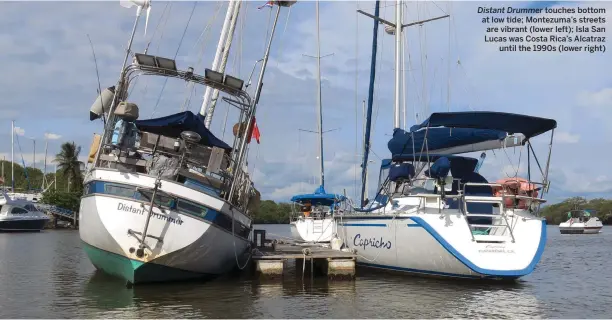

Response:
(477, 244), (514, 254)
(353, 234), (392, 250)
(117, 203), (184, 225)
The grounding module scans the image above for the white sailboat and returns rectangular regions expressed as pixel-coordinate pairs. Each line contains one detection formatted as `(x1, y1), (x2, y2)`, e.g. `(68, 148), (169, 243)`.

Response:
(5, 120), (44, 203)
(79, 0), (295, 285)
(335, 1), (554, 280)
(289, 0), (348, 243)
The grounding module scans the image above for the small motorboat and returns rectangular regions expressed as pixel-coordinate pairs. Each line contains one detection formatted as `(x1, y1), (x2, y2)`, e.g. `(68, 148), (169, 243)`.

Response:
(559, 209), (603, 234)
(0, 191), (50, 232)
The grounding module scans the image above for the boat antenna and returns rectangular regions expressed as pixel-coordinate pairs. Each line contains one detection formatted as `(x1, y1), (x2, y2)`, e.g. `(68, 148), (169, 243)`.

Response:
(87, 34), (105, 126)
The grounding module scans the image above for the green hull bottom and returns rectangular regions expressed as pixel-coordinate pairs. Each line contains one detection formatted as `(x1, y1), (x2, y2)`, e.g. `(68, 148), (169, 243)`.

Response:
(82, 242), (217, 284)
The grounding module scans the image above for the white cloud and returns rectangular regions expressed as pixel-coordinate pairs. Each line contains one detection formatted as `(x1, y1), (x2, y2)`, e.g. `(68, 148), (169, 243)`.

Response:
(554, 131), (580, 144)
(577, 87), (612, 109)
(44, 133), (62, 140)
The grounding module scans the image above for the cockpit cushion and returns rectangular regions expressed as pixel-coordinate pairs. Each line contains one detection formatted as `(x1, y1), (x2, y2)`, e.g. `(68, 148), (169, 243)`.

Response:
(389, 163), (415, 182)
(425, 157), (451, 180)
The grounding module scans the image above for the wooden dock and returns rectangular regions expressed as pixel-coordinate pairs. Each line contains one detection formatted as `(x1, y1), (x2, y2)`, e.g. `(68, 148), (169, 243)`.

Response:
(251, 229), (357, 279)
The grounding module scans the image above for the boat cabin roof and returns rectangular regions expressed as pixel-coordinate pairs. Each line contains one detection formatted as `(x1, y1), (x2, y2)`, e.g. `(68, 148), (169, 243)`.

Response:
(290, 186), (346, 206)
(411, 111), (557, 139)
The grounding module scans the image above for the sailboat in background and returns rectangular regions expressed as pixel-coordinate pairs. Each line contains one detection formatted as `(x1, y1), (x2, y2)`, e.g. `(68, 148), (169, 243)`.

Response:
(5, 120), (48, 203)
(289, 0), (347, 243)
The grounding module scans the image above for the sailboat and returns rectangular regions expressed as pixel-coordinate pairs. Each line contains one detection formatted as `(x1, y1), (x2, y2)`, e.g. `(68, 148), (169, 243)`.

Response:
(289, 0), (347, 243)
(5, 120), (44, 203)
(80, 0), (295, 285)
(335, 1), (555, 280)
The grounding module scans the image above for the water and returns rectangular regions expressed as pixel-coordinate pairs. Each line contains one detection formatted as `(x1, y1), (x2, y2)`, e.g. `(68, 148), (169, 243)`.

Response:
(0, 226), (610, 318)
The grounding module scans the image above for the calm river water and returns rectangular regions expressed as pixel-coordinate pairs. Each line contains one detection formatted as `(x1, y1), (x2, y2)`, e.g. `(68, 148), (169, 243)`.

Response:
(0, 225), (610, 318)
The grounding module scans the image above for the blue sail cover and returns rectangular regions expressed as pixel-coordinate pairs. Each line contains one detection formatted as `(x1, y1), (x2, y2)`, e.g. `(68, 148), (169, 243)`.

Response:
(387, 127), (506, 156)
(290, 185), (347, 206)
(410, 111), (557, 139)
(389, 154), (480, 180)
(134, 111), (231, 150)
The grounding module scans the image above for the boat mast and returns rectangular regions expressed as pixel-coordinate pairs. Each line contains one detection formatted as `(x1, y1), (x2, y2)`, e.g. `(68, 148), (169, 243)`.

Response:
(42, 138), (48, 190)
(201, 0), (241, 128)
(229, 2), (286, 200)
(315, 0), (324, 189)
(394, 0), (402, 129)
(359, 0), (380, 207)
(11, 120), (14, 191)
(92, 1), (146, 168)
(205, 1), (241, 129)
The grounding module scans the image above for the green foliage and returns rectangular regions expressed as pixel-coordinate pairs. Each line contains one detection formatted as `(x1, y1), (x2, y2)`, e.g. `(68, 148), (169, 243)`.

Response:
(540, 197), (612, 225)
(253, 200), (293, 224)
(40, 190), (82, 212)
(55, 142), (84, 193)
(0, 160), (45, 191)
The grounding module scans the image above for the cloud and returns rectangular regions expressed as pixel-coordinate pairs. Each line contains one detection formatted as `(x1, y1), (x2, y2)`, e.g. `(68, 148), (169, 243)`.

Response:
(577, 87), (612, 109)
(44, 133), (62, 140)
(554, 131), (580, 144)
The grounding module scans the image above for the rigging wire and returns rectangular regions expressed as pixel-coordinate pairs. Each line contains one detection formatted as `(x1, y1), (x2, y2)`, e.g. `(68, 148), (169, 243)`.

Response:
(131, 2), (174, 98)
(249, 5), (293, 178)
(182, 2), (225, 112)
(151, 2), (198, 118)
(183, 1), (225, 111)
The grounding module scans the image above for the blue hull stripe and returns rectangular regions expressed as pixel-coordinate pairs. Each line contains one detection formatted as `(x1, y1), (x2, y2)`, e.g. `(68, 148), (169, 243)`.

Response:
(357, 261), (488, 279)
(341, 216), (547, 278)
(339, 223), (387, 227)
(83, 180), (252, 240)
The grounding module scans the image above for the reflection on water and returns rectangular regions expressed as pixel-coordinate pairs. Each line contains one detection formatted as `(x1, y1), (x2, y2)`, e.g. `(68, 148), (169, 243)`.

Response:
(0, 225), (610, 318)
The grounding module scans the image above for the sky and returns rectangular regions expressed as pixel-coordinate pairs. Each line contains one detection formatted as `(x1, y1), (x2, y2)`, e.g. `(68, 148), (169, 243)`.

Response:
(0, 0), (610, 204)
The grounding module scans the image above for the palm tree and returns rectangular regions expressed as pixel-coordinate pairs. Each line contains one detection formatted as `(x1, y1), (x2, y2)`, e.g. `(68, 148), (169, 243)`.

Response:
(54, 142), (84, 192)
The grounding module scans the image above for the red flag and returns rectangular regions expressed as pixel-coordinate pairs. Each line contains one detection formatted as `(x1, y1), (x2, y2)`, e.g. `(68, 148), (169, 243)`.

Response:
(257, 1), (274, 9)
(251, 117), (261, 144)
(0, 177), (4, 184)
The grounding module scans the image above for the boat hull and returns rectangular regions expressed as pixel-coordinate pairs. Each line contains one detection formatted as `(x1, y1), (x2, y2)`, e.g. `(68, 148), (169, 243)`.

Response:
(290, 217), (335, 242)
(559, 219), (603, 234)
(79, 170), (252, 285)
(336, 212), (546, 280)
(0, 218), (48, 232)
(559, 227), (602, 234)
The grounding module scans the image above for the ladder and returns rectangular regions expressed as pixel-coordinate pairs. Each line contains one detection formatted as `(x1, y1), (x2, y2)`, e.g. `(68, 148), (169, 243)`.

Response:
(312, 219), (324, 235)
(461, 183), (516, 243)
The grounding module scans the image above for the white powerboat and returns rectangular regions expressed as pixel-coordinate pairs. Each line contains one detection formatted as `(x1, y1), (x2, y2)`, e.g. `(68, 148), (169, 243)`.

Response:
(79, 0), (294, 285)
(559, 209), (603, 234)
(0, 191), (50, 231)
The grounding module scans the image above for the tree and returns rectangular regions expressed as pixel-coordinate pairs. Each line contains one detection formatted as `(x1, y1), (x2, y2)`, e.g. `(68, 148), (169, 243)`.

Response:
(54, 142), (84, 192)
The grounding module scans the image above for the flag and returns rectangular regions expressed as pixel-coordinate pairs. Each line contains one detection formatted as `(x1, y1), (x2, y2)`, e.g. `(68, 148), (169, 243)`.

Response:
(257, 1), (274, 9)
(251, 117), (261, 144)
(0, 177), (4, 184)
